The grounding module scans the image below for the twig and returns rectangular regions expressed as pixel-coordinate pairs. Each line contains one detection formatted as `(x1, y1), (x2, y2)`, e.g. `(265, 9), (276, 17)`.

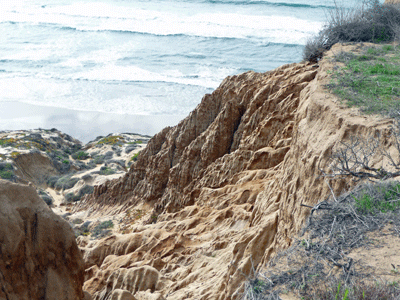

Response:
(320, 169), (338, 202)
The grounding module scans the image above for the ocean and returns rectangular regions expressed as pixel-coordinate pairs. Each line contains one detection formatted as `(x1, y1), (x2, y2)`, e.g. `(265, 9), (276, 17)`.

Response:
(0, 0), (376, 141)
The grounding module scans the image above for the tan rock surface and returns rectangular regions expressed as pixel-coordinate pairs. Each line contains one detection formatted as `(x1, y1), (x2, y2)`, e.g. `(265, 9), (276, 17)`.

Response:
(385, 0), (400, 4)
(78, 43), (396, 299)
(14, 151), (59, 186)
(0, 179), (85, 300)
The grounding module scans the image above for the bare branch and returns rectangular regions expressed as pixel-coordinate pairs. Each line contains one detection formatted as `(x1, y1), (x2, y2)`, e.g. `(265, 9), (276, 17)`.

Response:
(328, 133), (400, 181)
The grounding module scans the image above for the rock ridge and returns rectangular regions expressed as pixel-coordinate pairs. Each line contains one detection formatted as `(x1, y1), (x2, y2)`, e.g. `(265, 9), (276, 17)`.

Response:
(81, 63), (318, 215)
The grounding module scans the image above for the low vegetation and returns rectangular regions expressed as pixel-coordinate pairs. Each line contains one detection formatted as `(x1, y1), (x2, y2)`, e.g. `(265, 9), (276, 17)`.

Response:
(307, 279), (400, 300)
(47, 175), (79, 190)
(0, 135), (51, 151)
(97, 135), (125, 145)
(71, 151), (90, 160)
(10, 151), (20, 159)
(91, 220), (114, 238)
(65, 185), (94, 202)
(328, 44), (400, 116)
(98, 166), (115, 175)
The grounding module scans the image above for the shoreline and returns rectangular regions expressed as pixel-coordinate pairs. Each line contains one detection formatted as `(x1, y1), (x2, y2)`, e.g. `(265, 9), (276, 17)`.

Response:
(0, 101), (186, 143)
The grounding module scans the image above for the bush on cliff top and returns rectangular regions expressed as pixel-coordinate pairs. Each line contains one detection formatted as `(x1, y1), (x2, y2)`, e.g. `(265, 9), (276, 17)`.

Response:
(303, 0), (400, 62)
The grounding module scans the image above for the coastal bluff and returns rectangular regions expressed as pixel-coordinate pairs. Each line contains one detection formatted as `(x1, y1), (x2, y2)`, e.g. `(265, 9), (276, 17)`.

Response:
(1, 42), (398, 300)
(76, 43), (396, 300)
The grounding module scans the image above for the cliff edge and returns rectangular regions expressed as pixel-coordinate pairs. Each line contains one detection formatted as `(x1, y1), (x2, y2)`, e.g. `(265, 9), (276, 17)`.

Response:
(77, 43), (397, 300)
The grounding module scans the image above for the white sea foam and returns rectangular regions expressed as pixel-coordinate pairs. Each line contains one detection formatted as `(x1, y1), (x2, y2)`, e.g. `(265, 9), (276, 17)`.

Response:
(0, 1), (323, 44)
(0, 71), (214, 115)
(71, 64), (231, 88)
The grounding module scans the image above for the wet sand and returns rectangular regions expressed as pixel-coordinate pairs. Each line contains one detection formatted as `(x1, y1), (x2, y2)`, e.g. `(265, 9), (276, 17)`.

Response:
(0, 101), (185, 143)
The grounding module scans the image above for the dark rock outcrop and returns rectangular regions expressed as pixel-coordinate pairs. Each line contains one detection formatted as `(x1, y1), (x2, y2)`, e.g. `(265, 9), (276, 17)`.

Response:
(0, 180), (85, 300)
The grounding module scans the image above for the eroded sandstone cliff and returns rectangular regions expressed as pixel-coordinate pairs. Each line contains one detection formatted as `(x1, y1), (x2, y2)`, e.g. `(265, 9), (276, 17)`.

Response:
(77, 44), (395, 300)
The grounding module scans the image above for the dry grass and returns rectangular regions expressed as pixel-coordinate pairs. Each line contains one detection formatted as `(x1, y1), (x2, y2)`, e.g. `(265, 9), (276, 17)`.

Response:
(241, 180), (400, 299)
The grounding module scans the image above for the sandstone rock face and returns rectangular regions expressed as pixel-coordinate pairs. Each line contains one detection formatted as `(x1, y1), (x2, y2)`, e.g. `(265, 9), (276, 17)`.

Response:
(79, 44), (395, 299)
(14, 151), (59, 185)
(385, 0), (400, 4)
(0, 179), (85, 300)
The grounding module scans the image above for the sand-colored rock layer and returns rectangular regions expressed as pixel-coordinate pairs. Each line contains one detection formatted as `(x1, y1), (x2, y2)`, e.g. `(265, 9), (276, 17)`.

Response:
(385, 0), (400, 4)
(78, 44), (395, 300)
(0, 179), (85, 300)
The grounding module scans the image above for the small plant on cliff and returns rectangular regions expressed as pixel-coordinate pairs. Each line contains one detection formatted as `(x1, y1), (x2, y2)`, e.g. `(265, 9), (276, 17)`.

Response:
(303, 0), (400, 62)
(10, 151), (20, 159)
(131, 151), (141, 162)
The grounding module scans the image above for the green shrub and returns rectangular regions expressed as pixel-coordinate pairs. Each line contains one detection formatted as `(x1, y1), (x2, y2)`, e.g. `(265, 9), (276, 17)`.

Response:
(0, 163), (14, 180)
(0, 170), (14, 180)
(0, 138), (16, 147)
(92, 155), (105, 165)
(72, 151), (89, 160)
(72, 218), (84, 224)
(91, 220), (114, 238)
(0, 163), (13, 171)
(54, 175), (79, 190)
(99, 166), (115, 175)
(47, 176), (59, 188)
(65, 192), (81, 202)
(40, 195), (53, 206)
(64, 185), (94, 202)
(97, 220), (113, 229)
(79, 185), (94, 196)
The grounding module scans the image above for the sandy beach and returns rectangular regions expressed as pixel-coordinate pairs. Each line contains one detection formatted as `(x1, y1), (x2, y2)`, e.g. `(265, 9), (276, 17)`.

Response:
(0, 101), (185, 143)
